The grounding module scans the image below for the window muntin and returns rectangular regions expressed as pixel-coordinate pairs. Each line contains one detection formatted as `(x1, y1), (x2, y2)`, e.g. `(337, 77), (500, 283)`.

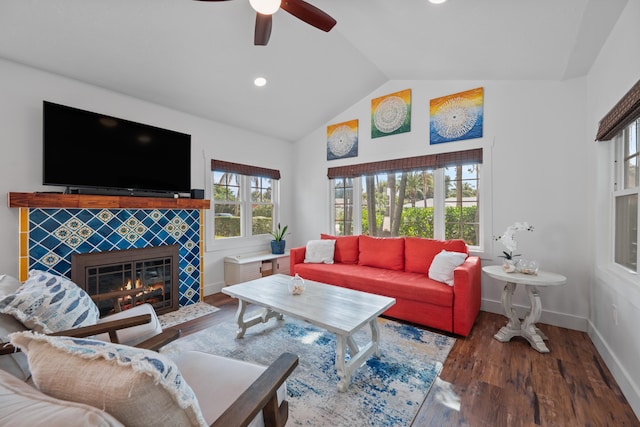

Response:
(213, 172), (241, 238)
(614, 118), (640, 272)
(251, 177), (274, 236)
(332, 162), (480, 248)
(212, 171), (276, 240)
(444, 164), (480, 244)
(623, 121), (639, 190)
(615, 193), (637, 271)
(333, 178), (354, 235)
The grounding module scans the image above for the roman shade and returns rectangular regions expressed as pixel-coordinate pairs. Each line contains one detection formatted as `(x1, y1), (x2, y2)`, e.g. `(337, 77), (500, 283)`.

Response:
(211, 160), (281, 180)
(596, 79), (640, 142)
(327, 148), (482, 179)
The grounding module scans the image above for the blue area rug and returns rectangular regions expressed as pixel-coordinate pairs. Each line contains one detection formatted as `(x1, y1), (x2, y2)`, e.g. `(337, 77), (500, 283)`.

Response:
(162, 313), (455, 426)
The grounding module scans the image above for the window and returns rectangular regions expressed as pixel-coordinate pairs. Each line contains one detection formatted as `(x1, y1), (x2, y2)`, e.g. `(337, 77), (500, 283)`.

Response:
(210, 160), (280, 242)
(597, 79), (640, 273)
(613, 119), (639, 271)
(329, 149), (482, 248)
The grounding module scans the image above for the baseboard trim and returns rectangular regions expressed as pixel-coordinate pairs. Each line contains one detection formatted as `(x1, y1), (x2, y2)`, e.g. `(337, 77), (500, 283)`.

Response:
(203, 280), (225, 297)
(588, 320), (640, 420)
(481, 298), (588, 332)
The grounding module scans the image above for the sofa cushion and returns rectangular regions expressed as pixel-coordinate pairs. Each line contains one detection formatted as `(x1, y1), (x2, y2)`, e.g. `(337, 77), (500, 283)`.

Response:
(428, 250), (468, 286)
(404, 237), (468, 274)
(0, 369), (124, 427)
(294, 263), (453, 307)
(320, 234), (359, 264)
(0, 270), (99, 334)
(358, 235), (405, 271)
(304, 239), (335, 264)
(10, 331), (207, 427)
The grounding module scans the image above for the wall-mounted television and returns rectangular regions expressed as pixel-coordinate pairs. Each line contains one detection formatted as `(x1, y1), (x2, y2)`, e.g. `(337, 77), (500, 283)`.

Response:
(43, 101), (191, 197)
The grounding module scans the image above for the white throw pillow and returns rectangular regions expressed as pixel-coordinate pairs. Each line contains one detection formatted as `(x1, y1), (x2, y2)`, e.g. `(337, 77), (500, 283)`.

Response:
(0, 270), (100, 333)
(304, 239), (336, 264)
(428, 250), (467, 286)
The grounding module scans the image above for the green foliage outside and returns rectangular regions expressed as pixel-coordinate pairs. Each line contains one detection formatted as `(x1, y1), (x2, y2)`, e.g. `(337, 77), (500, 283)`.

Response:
(361, 209), (384, 236)
(444, 206), (479, 244)
(399, 207), (435, 238)
(214, 216), (272, 238)
(360, 205), (478, 245)
(214, 216), (239, 238)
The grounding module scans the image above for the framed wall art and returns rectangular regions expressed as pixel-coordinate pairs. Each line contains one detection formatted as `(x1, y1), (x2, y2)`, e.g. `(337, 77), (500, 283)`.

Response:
(371, 89), (411, 138)
(430, 87), (484, 144)
(327, 119), (358, 160)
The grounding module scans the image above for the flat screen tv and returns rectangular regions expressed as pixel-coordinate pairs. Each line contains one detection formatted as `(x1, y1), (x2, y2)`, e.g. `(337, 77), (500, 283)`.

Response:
(43, 101), (191, 196)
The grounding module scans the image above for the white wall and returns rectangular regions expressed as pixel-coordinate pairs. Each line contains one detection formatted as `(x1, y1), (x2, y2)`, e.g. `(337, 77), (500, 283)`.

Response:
(587, 0), (640, 417)
(0, 58), (293, 295)
(293, 79), (590, 331)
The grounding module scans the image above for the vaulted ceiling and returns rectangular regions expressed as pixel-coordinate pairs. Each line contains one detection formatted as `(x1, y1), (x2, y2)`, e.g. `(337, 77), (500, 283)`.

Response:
(0, 0), (628, 141)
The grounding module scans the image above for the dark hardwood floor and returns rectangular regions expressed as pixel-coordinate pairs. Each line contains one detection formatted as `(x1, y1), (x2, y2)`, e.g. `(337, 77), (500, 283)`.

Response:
(176, 294), (640, 427)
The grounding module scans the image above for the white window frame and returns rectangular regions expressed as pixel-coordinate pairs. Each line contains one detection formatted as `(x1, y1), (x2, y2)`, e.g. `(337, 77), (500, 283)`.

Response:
(611, 119), (640, 275)
(329, 162), (485, 253)
(205, 170), (280, 252)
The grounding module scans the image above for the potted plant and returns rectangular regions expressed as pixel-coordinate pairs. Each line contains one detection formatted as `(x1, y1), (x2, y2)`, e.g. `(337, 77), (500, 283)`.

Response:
(269, 223), (288, 254)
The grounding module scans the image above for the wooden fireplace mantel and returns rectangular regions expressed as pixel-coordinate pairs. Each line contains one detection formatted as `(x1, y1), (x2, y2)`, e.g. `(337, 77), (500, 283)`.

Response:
(7, 192), (210, 210)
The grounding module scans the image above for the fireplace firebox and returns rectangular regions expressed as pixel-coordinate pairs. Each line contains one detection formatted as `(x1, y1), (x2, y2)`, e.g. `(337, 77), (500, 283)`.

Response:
(71, 245), (179, 317)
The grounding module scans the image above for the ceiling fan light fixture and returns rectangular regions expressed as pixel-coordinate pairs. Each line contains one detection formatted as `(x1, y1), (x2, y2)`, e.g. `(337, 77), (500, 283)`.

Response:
(249, 0), (280, 15)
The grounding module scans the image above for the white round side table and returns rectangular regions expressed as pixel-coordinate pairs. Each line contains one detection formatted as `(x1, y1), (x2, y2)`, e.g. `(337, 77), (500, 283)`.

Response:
(482, 265), (567, 353)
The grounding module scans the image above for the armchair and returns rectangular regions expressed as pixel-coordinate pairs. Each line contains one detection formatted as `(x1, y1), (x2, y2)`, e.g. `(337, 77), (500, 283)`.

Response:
(0, 273), (164, 380)
(1, 275), (300, 427)
(4, 331), (298, 427)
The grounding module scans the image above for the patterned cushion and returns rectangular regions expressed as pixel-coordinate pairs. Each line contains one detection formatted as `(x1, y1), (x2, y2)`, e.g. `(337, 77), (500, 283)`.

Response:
(9, 331), (207, 427)
(0, 270), (100, 333)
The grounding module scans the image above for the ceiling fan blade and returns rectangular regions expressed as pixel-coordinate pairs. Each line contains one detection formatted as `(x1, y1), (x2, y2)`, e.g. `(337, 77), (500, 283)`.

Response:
(254, 13), (272, 46)
(281, 0), (336, 32)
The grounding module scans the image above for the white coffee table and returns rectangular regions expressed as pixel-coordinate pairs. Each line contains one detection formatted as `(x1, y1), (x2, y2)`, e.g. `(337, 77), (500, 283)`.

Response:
(222, 274), (396, 392)
(483, 265), (567, 353)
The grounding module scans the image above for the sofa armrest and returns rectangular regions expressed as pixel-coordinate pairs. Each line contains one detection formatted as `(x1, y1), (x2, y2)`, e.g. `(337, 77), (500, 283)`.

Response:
(211, 352), (299, 427)
(451, 256), (482, 336)
(289, 246), (306, 274)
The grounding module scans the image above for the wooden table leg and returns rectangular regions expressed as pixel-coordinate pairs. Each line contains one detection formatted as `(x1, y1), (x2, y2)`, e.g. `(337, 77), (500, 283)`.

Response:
(335, 319), (381, 392)
(521, 285), (549, 353)
(494, 282), (550, 353)
(233, 299), (282, 338)
(335, 335), (350, 392)
(494, 281), (521, 342)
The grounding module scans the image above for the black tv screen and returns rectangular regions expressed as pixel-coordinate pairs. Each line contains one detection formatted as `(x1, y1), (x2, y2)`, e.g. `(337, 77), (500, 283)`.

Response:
(43, 101), (191, 195)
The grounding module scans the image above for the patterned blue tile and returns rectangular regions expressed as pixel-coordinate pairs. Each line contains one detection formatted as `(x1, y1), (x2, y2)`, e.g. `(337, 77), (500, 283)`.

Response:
(27, 208), (202, 307)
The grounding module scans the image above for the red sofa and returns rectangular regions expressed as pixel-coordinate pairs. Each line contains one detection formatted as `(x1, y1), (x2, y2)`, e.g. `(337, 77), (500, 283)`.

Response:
(290, 234), (481, 336)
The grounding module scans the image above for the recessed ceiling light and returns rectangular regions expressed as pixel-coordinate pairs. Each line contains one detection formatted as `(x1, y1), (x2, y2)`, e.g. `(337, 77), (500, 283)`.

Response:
(429, 0), (447, 4)
(254, 77), (267, 87)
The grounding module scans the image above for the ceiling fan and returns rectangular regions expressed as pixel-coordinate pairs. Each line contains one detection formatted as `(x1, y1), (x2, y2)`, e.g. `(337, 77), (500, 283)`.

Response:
(195, 0), (337, 46)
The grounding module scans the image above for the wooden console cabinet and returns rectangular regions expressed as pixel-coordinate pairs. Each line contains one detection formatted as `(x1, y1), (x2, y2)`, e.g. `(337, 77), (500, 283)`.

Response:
(224, 252), (290, 285)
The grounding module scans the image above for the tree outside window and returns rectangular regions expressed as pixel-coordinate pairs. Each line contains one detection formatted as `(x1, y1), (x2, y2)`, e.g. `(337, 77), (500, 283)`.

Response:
(333, 161), (480, 247)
